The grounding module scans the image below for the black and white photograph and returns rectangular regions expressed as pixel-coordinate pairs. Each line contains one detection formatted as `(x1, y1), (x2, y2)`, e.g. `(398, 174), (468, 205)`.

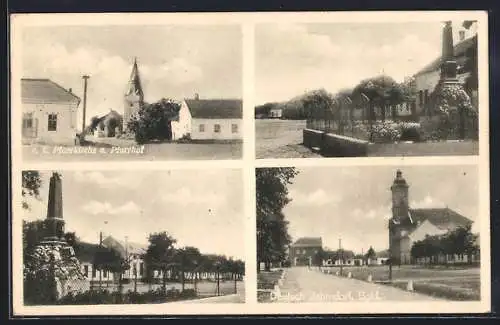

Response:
(16, 23), (243, 161)
(257, 166), (482, 303)
(255, 21), (481, 158)
(20, 169), (245, 305)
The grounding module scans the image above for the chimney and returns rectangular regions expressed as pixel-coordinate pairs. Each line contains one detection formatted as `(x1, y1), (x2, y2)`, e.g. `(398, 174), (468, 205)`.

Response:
(68, 88), (72, 93)
(194, 93), (200, 100)
(459, 30), (466, 42)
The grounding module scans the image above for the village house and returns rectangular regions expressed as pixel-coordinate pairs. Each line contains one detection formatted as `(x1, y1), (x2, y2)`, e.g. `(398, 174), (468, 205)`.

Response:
(388, 170), (477, 265)
(22, 78), (81, 145)
(288, 237), (323, 267)
(268, 107), (283, 119)
(414, 24), (478, 116)
(171, 95), (243, 141)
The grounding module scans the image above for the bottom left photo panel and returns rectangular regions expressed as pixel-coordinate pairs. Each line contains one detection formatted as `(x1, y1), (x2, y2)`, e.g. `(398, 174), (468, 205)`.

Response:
(19, 169), (246, 306)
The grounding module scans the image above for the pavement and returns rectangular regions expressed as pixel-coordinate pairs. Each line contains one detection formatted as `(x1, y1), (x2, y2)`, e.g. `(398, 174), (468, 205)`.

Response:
(274, 267), (443, 303)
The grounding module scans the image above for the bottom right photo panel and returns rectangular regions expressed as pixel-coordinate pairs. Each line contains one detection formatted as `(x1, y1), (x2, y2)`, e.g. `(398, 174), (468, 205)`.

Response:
(256, 165), (481, 303)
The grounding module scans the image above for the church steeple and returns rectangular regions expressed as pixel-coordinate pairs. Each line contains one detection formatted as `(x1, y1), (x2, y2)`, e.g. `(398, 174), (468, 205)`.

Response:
(126, 57), (144, 99)
(391, 169), (409, 222)
(123, 57), (145, 131)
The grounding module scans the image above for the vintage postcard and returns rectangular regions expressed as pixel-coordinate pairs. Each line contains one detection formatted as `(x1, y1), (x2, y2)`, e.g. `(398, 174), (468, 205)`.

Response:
(257, 165), (483, 303)
(12, 20), (243, 162)
(255, 20), (485, 159)
(9, 11), (490, 317)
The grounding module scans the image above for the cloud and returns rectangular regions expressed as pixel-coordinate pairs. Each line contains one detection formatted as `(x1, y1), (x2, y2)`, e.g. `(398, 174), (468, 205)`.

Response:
(255, 24), (442, 104)
(411, 195), (446, 209)
(289, 188), (337, 206)
(22, 37), (203, 123)
(161, 187), (226, 208)
(73, 171), (137, 189)
(81, 200), (141, 216)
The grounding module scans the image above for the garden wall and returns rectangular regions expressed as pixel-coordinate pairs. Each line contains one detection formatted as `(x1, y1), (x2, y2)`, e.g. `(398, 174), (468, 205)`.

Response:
(303, 129), (369, 157)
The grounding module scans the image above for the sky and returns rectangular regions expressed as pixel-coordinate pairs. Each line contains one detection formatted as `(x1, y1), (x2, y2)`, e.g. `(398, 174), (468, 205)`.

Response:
(255, 21), (477, 105)
(21, 25), (242, 129)
(22, 169), (245, 260)
(282, 165), (479, 254)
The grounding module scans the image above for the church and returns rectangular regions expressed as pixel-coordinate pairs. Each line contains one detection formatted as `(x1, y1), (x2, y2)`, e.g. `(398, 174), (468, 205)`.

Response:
(122, 58), (243, 141)
(388, 170), (474, 265)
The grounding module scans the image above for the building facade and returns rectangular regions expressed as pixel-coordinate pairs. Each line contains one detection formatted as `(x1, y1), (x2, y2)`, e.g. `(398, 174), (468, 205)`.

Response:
(388, 170), (474, 264)
(22, 78), (81, 145)
(288, 237), (323, 267)
(171, 98), (243, 141)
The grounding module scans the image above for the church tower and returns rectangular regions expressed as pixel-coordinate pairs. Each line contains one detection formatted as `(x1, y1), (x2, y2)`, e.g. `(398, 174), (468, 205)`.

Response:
(390, 169), (409, 222)
(123, 57), (144, 131)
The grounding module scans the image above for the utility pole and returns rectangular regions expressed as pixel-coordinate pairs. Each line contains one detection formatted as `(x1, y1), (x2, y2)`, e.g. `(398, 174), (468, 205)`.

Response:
(339, 237), (343, 276)
(99, 230), (103, 289)
(81, 75), (90, 136)
(125, 236), (129, 279)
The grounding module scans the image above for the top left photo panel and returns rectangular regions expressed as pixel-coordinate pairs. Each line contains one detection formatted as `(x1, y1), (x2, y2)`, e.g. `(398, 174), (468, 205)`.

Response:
(12, 19), (243, 162)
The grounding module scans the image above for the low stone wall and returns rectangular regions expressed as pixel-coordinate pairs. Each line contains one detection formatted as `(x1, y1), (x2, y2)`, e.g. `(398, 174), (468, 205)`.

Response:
(303, 129), (369, 157)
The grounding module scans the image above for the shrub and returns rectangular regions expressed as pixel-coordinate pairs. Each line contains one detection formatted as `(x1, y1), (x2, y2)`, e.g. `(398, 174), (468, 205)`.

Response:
(399, 122), (422, 142)
(370, 121), (401, 143)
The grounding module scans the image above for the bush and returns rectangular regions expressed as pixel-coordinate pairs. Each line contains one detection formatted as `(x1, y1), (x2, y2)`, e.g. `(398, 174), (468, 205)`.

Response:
(399, 122), (422, 142)
(370, 121), (401, 143)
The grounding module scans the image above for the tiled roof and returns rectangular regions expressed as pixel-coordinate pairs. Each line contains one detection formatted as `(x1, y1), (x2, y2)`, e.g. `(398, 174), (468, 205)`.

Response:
(291, 237), (323, 248)
(185, 99), (242, 119)
(409, 208), (473, 231)
(414, 35), (477, 76)
(21, 78), (81, 104)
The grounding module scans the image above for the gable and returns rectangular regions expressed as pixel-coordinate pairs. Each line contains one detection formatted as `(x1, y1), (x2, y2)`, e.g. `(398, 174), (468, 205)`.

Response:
(22, 78), (81, 104)
(185, 99), (242, 119)
(408, 219), (447, 242)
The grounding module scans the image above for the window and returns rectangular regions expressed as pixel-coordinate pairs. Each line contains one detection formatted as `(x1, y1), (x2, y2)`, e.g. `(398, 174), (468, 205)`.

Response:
(23, 113), (33, 128)
(418, 91), (423, 107)
(424, 90), (429, 105)
(139, 262), (144, 277)
(83, 265), (89, 277)
(103, 270), (108, 278)
(48, 113), (57, 131)
(92, 266), (97, 278)
(214, 124), (221, 133)
(231, 124), (238, 133)
(199, 124), (205, 132)
(296, 249), (300, 255)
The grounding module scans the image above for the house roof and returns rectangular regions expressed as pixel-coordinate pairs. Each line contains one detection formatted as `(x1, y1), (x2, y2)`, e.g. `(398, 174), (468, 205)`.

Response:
(184, 99), (242, 119)
(101, 236), (147, 257)
(73, 241), (100, 263)
(21, 78), (81, 104)
(291, 237), (323, 248)
(414, 35), (477, 77)
(408, 208), (473, 231)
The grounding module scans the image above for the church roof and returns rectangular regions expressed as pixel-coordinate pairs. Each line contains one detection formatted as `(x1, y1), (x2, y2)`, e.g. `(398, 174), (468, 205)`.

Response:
(101, 236), (147, 258)
(125, 58), (144, 98)
(408, 207), (473, 231)
(184, 99), (243, 119)
(414, 35), (477, 77)
(291, 237), (323, 248)
(21, 78), (81, 104)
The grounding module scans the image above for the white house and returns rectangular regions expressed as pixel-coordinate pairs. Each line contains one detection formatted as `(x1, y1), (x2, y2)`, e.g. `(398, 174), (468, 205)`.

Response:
(269, 108), (283, 119)
(171, 98), (243, 141)
(22, 78), (81, 145)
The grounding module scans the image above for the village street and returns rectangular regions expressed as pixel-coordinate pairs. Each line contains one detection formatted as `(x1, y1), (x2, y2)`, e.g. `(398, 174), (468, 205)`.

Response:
(274, 267), (443, 302)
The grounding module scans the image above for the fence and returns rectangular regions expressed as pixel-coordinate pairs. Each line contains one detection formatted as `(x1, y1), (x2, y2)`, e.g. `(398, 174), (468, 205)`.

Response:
(305, 99), (478, 143)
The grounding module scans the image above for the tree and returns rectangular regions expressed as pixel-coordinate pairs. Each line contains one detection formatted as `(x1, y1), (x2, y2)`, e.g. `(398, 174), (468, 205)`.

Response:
(256, 168), (299, 272)
(127, 98), (181, 144)
(365, 246), (377, 263)
(352, 75), (406, 121)
(22, 171), (42, 210)
(301, 89), (335, 123)
(144, 231), (177, 293)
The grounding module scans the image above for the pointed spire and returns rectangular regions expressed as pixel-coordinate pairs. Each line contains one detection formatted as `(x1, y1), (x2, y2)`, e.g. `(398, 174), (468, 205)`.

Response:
(126, 57), (144, 99)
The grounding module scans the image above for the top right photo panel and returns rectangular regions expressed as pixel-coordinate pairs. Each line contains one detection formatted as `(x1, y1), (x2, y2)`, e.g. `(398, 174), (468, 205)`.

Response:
(255, 19), (483, 159)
